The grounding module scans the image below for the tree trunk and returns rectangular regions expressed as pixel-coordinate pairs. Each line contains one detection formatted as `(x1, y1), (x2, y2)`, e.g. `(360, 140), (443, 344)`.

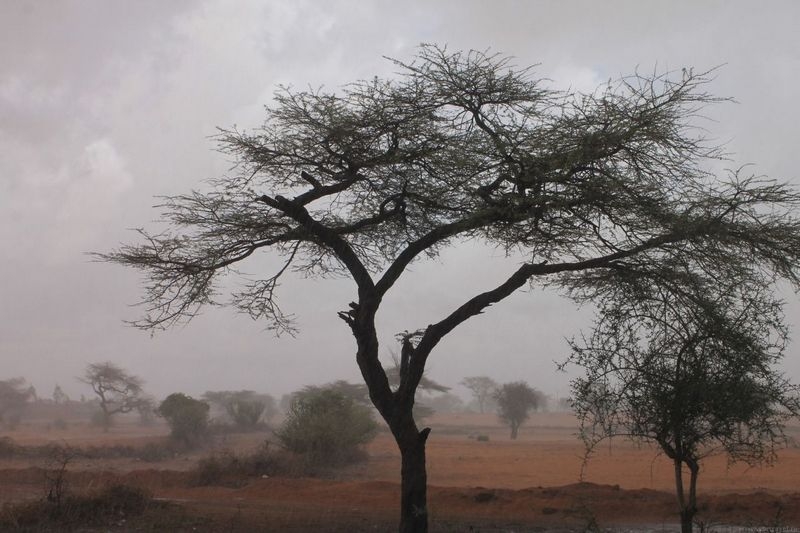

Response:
(510, 422), (518, 440)
(395, 421), (431, 533)
(686, 460), (700, 532)
(674, 458), (697, 533)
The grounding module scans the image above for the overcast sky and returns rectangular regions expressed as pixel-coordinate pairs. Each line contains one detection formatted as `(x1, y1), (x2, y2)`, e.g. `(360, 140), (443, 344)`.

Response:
(2, 1), (799, 402)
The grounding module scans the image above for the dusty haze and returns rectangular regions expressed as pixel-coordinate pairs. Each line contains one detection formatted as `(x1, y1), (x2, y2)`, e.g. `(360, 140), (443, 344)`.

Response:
(2, 0), (799, 403)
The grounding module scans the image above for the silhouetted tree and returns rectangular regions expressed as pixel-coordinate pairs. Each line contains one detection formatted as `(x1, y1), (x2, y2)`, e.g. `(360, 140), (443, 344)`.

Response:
(568, 270), (800, 533)
(495, 381), (542, 439)
(80, 362), (144, 431)
(461, 376), (499, 413)
(100, 46), (800, 532)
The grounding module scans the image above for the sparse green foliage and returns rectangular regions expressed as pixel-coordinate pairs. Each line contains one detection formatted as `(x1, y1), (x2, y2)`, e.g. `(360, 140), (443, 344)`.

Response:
(495, 381), (543, 439)
(157, 393), (210, 447)
(276, 388), (378, 465)
(569, 270), (800, 533)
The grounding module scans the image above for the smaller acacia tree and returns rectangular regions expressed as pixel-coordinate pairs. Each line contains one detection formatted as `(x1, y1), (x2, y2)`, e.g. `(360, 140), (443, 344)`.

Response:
(158, 393), (210, 446)
(495, 381), (542, 439)
(568, 269), (800, 533)
(80, 362), (145, 431)
(461, 376), (498, 413)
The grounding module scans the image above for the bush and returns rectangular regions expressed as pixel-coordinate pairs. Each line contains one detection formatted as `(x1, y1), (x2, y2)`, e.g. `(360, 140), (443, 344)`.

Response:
(276, 389), (378, 465)
(0, 484), (151, 529)
(157, 393), (210, 447)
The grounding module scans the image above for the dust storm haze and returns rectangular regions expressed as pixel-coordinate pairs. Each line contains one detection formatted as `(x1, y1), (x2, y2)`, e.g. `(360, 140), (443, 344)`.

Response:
(2, 0), (799, 403)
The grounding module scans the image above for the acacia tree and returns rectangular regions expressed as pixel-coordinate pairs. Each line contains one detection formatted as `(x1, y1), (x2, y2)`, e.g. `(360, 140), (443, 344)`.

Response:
(100, 46), (800, 532)
(495, 381), (543, 439)
(568, 269), (800, 533)
(462, 376), (498, 413)
(80, 362), (145, 431)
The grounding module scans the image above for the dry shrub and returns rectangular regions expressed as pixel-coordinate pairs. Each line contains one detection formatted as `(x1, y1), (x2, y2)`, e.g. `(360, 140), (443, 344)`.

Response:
(0, 484), (152, 530)
(194, 442), (311, 486)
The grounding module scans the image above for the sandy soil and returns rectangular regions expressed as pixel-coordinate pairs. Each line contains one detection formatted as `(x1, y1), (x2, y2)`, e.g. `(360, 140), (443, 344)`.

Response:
(2, 412), (799, 531)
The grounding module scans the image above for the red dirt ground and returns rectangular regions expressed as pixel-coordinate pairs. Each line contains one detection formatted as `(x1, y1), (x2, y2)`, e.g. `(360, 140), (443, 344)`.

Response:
(2, 412), (799, 531)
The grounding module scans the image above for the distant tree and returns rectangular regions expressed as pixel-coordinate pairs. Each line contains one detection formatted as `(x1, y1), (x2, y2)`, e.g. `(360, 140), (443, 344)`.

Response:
(158, 393), (210, 446)
(203, 390), (277, 429)
(569, 270), (800, 533)
(0, 378), (33, 429)
(385, 358), (450, 394)
(80, 362), (144, 431)
(424, 392), (466, 414)
(290, 381), (371, 407)
(495, 381), (542, 439)
(52, 384), (69, 405)
(276, 388), (378, 465)
(100, 45), (800, 532)
(461, 376), (499, 413)
(554, 396), (572, 412)
(136, 396), (158, 426)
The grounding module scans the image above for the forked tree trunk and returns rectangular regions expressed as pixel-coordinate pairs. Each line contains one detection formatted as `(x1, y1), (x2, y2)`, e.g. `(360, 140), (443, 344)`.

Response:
(510, 422), (519, 440)
(394, 420), (431, 533)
